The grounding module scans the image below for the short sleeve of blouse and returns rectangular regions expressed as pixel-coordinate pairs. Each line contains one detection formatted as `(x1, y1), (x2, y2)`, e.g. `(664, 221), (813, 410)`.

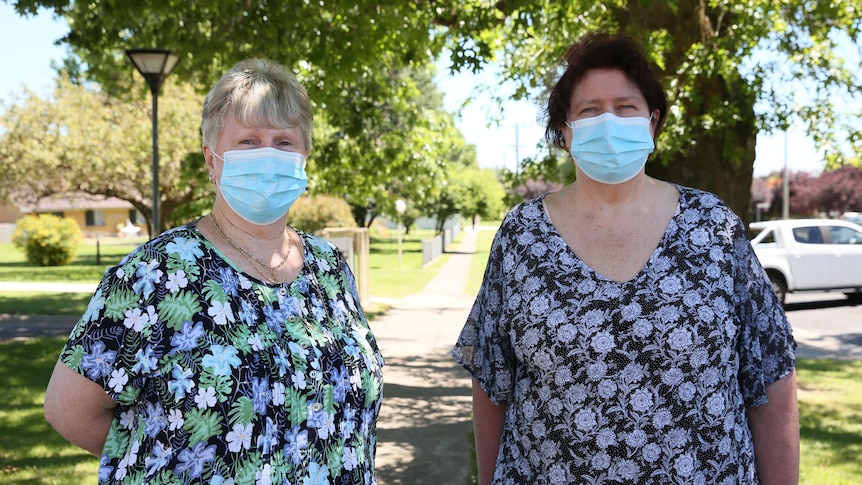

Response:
(61, 252), (158, 405)
(731, 216), (797, 407)
(60, 226), (208, 405)
(451, 221), (517, 405)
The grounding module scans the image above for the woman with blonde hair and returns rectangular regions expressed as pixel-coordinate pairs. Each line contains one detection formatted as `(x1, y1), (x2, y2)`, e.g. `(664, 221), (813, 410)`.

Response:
(46, 58), (383, 484)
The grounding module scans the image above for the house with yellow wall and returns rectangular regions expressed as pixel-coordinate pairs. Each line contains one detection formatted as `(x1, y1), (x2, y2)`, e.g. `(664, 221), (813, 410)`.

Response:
(1, 193), (146, 242)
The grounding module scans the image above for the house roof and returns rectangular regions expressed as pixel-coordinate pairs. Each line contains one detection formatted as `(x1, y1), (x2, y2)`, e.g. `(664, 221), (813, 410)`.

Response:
(21, 193), (136, 212)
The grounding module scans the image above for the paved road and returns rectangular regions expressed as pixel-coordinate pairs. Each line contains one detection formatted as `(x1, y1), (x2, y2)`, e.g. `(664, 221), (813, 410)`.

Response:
(0, 282), (95, 341)
(782, 292), (862, 360)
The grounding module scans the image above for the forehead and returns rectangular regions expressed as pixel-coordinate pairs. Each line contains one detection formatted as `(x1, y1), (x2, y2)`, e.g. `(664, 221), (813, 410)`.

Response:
(571, 68), (645, 104)
(219, 112), (255, 134)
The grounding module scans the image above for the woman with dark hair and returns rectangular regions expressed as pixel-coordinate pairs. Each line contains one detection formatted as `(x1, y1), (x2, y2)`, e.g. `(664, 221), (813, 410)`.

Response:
(453, 32), (798, 484)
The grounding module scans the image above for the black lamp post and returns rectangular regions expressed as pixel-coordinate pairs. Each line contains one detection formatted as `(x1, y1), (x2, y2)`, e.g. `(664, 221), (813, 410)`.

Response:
(125, 48), (180, 238)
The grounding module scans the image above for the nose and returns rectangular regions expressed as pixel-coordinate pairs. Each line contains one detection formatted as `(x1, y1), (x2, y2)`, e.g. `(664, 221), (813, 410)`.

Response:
(258, 173), (277, 185)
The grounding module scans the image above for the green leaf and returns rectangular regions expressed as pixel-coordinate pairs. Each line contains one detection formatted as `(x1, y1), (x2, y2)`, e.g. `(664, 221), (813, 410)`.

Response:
(183, 408), (221, 445)
(228, 396), (255, 427)
(104, 288), (138, 321)
(157, 290), (203, 331)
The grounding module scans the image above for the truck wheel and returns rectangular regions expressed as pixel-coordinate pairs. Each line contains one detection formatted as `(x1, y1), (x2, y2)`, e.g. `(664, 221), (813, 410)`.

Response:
(768, 273), (787, 305)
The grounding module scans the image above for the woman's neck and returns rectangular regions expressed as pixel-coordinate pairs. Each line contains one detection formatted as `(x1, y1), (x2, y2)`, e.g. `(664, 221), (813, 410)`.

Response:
(569, 174), (652, 207)
(210, 203), (288, 245)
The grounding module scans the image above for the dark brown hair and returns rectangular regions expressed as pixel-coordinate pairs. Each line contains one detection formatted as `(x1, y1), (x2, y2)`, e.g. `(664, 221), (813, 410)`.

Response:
(544, 32), (668, 150)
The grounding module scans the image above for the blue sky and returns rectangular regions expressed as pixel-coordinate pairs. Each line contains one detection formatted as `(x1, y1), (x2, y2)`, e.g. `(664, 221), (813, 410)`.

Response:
(0, 4), (824, 177)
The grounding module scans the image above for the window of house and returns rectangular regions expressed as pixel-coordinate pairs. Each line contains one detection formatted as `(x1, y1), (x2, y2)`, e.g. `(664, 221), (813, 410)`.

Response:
(85, 209), (105, 227)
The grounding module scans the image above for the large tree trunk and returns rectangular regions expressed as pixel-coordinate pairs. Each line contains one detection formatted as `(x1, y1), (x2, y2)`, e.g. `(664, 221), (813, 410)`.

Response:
(647, 133), (756, 226)
(629, 1), (757, 226)
(648, 72), (757, 226)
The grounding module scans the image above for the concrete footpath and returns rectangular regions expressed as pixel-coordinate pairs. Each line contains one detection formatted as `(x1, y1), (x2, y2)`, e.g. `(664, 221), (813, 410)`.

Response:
(0, 229), (480, 485)
(371, 229), (477, 485)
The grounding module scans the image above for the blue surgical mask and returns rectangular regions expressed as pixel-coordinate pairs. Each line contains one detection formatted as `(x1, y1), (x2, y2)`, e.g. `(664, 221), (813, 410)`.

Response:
(213, 147), (308, 225)
(567, 112), (655, 184)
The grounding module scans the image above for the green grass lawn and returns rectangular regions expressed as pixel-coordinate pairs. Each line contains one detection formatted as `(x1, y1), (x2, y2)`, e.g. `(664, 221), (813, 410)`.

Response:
(465, 227), (496, 296)
(0, 229), (458, 316)
(1, 340), (859, 484)
(0, 238), (143, 283)
(797, 359), (862, 483)
(0, 338), (99, 484)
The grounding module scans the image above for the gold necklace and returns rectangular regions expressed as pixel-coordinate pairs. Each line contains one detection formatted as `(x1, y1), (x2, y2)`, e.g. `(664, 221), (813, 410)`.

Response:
(209, 213), (293, 284)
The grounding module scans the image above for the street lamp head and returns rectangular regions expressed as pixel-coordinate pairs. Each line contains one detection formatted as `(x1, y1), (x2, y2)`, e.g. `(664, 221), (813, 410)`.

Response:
(126, 48), (180, 93)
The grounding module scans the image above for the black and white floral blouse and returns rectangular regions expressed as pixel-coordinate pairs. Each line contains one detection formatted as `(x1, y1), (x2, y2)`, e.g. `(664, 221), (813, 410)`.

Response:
(452, 185), (795, 484)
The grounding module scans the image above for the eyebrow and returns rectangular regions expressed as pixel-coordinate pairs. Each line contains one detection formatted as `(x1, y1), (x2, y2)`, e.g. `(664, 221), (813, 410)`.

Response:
(573, 95), (642, 109)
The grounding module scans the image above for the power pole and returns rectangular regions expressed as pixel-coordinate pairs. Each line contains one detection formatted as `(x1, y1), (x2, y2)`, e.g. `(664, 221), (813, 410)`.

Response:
(783, 131), (790, 219)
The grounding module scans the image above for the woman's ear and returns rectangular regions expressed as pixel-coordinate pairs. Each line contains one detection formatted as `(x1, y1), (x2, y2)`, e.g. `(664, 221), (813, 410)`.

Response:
(203, 144), (217, 181)
(203, 145), (214, 166)
(649, 110), (661, 138)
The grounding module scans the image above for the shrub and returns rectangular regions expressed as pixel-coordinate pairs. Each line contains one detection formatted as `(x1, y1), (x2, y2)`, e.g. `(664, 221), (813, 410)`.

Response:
(12, 214), (82, 266)
(288, 194), (357, 233)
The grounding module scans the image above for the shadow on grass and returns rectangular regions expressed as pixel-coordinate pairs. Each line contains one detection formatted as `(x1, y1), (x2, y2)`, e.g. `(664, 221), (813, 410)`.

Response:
(799, 400), (862, 477)
(0, 338), (98, 483)
(0, 292), (92, 316)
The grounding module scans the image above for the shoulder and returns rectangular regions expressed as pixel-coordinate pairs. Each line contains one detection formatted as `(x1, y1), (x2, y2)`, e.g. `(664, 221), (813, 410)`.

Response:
(500, 196), (546, 230)
(489, 197), (554, 256)
(297, 230), (351, 272)
(674, 184), (725, 207)
(299, 230), (341, 255)
(674, 184), (740, 224)
(114, 223), (207, 267)
(671, 185), (748, 252)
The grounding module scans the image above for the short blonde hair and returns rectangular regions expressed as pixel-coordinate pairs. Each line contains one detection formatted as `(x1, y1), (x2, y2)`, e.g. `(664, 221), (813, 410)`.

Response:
(201, 58), (313, 152)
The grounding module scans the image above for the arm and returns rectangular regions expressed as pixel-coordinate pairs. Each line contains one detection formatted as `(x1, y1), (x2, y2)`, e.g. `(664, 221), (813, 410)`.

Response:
(44, 360), (118, 456)
(472, 378), (506, 485)
(746, 369), (799, 485)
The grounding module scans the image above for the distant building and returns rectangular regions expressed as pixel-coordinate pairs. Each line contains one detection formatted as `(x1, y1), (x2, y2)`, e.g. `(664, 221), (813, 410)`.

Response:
(0, 204), (25, 243)
(0, 193), (146, 243)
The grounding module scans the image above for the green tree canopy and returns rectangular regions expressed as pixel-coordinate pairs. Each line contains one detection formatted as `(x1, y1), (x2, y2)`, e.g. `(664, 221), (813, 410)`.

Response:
(480, 2), (862, 220)
(310, 65), (477, 228)
(0, 77), (206, 233)
(6, 0), (862, 221)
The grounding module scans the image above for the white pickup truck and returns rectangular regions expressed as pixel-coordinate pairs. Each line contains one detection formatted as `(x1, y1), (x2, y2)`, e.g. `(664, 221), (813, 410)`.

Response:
(749, 219), (862, 304)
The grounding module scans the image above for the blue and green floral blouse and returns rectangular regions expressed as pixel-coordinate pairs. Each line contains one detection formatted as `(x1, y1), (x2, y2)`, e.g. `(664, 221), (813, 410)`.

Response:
(452, 186), (796, 484)
(60, 220), (384, 484)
